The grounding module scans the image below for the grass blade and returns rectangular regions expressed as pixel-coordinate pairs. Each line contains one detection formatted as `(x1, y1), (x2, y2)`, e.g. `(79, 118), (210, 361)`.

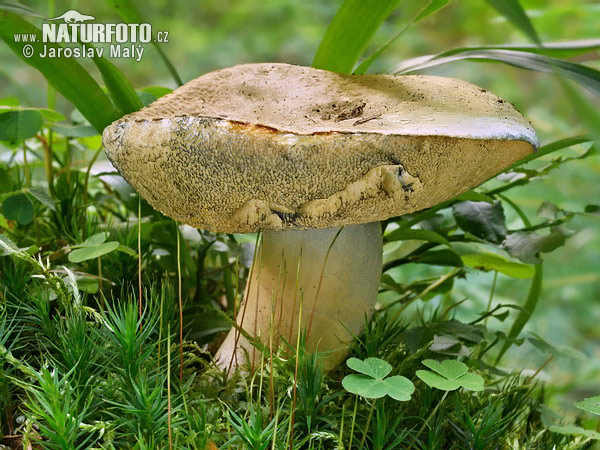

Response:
(355, 0), (451, 74)
(486, 0), (599, 142)
(93, 56), (143, 115)
(510, 135), (593, 169)
(0, 0), (42, 17)
(106, 0), (183, 86)
(486, 0), (541, 45)
(392, 49), (600, 96)
(0, 12), (120, 132)
(400, 39), (600, 65)
(558, 79), (600, 143)
(497, 264), (543, 363)
(495, 196), (542, 363)
(312, 0), (402, 74)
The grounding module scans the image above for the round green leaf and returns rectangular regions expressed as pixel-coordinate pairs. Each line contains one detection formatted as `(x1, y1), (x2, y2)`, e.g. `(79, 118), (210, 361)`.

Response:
(418, 360), (484, 392)
(422, 359), (468, 380)
(346, 357), (392, 380)
(575, 396), (600, 416)
(68, 241), (119, 263)
(0, 110), (43, 141)
(457, 372), (484, 392)
(82, 232), (109, 246)
(383, 376), (415, 401)
(342, 374), (387, 398)
(1, 193), (34, 225)
(416, 370), (461, 391)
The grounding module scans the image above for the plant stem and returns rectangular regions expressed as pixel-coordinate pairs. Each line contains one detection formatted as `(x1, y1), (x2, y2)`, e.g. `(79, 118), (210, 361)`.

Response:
(138, 196), (143, 321)
(306, 227), (343, 339)
(97, 256), (102, 295)
(359, 400), (376, 449)
(82, 145), (103, 205)
(348, 395), (358, 450)
(226, 232), (261, 377)
(177, 225), (183, 382)
(484, 271), (498, 326)
(339, 402), (346, 447)
(288, 293), (303, 450)
(269, 291), (275, 418)
(22, 141), (30, 187)
(167, 322), (173, 450)
(415, 391), (449, 442)
(526, 355), (554, 384)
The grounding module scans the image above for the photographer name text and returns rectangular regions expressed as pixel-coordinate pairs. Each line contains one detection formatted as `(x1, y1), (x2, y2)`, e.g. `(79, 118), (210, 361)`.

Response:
(37, 44), (145, 61)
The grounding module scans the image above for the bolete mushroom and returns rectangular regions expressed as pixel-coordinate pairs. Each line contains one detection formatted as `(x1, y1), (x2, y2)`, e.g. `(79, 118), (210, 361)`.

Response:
(102, 63), (537, 371)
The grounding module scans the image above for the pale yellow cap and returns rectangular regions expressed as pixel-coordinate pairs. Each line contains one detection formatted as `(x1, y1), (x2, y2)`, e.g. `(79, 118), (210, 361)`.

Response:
(103, 63), (537, 233)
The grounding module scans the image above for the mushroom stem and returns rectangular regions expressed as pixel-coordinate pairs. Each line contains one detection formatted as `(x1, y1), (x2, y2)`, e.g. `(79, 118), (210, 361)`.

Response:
(215, 222), (382, 372)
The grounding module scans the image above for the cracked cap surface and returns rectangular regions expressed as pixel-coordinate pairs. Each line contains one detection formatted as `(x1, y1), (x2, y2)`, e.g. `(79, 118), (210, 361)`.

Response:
(102, 63), (538, 233)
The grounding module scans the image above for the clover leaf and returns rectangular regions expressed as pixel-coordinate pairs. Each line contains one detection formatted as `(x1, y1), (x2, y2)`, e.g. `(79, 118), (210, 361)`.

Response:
(416, 359), (484, 392)
(575, 396), (600, 416)
(68, 232), (120, 263)
(342, 357), (414, 401)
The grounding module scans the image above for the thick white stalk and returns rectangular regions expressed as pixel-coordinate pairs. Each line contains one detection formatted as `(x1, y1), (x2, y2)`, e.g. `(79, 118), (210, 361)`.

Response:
(215, 222), (382, 371)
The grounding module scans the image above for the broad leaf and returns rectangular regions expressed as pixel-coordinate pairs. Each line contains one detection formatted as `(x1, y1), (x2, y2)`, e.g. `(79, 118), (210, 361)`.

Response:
(1, 192), (33, 225)
(503, 227), (570, 264)
(432, 320), (486, 345)
(313, 0), (402, 74)
(461, 253), (534, 278)
(68, 241), (120, 263)
(0, 110), (42, 140)
(383, 376), (415, 401)
(342, 374), (388, 399)
(346, 357), (391, 380)
(585, 204), (600, 216)
(453, 201), (507, 244)
(343, 357), (414, 401)
(415, 370), (463, 390)
(417, 359), (484, 391)
(81, 232), (109, 247)
(575, 396), (600, 416)
(422, 359), (468, 380)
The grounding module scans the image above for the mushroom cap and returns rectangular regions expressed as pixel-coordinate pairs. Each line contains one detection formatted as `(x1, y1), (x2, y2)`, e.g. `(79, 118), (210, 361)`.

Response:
(103, 63), (537, 233)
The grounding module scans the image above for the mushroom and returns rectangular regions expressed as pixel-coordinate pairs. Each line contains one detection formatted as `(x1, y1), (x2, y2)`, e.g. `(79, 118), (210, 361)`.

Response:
(102, 63), (538, 371)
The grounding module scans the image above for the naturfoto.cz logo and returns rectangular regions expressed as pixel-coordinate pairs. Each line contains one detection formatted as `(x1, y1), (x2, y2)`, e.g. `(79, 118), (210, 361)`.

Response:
(14, 9), (169, 62)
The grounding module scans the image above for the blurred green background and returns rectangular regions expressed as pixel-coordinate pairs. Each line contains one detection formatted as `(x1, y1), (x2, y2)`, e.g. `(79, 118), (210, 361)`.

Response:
(1, 0), (598, 408)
